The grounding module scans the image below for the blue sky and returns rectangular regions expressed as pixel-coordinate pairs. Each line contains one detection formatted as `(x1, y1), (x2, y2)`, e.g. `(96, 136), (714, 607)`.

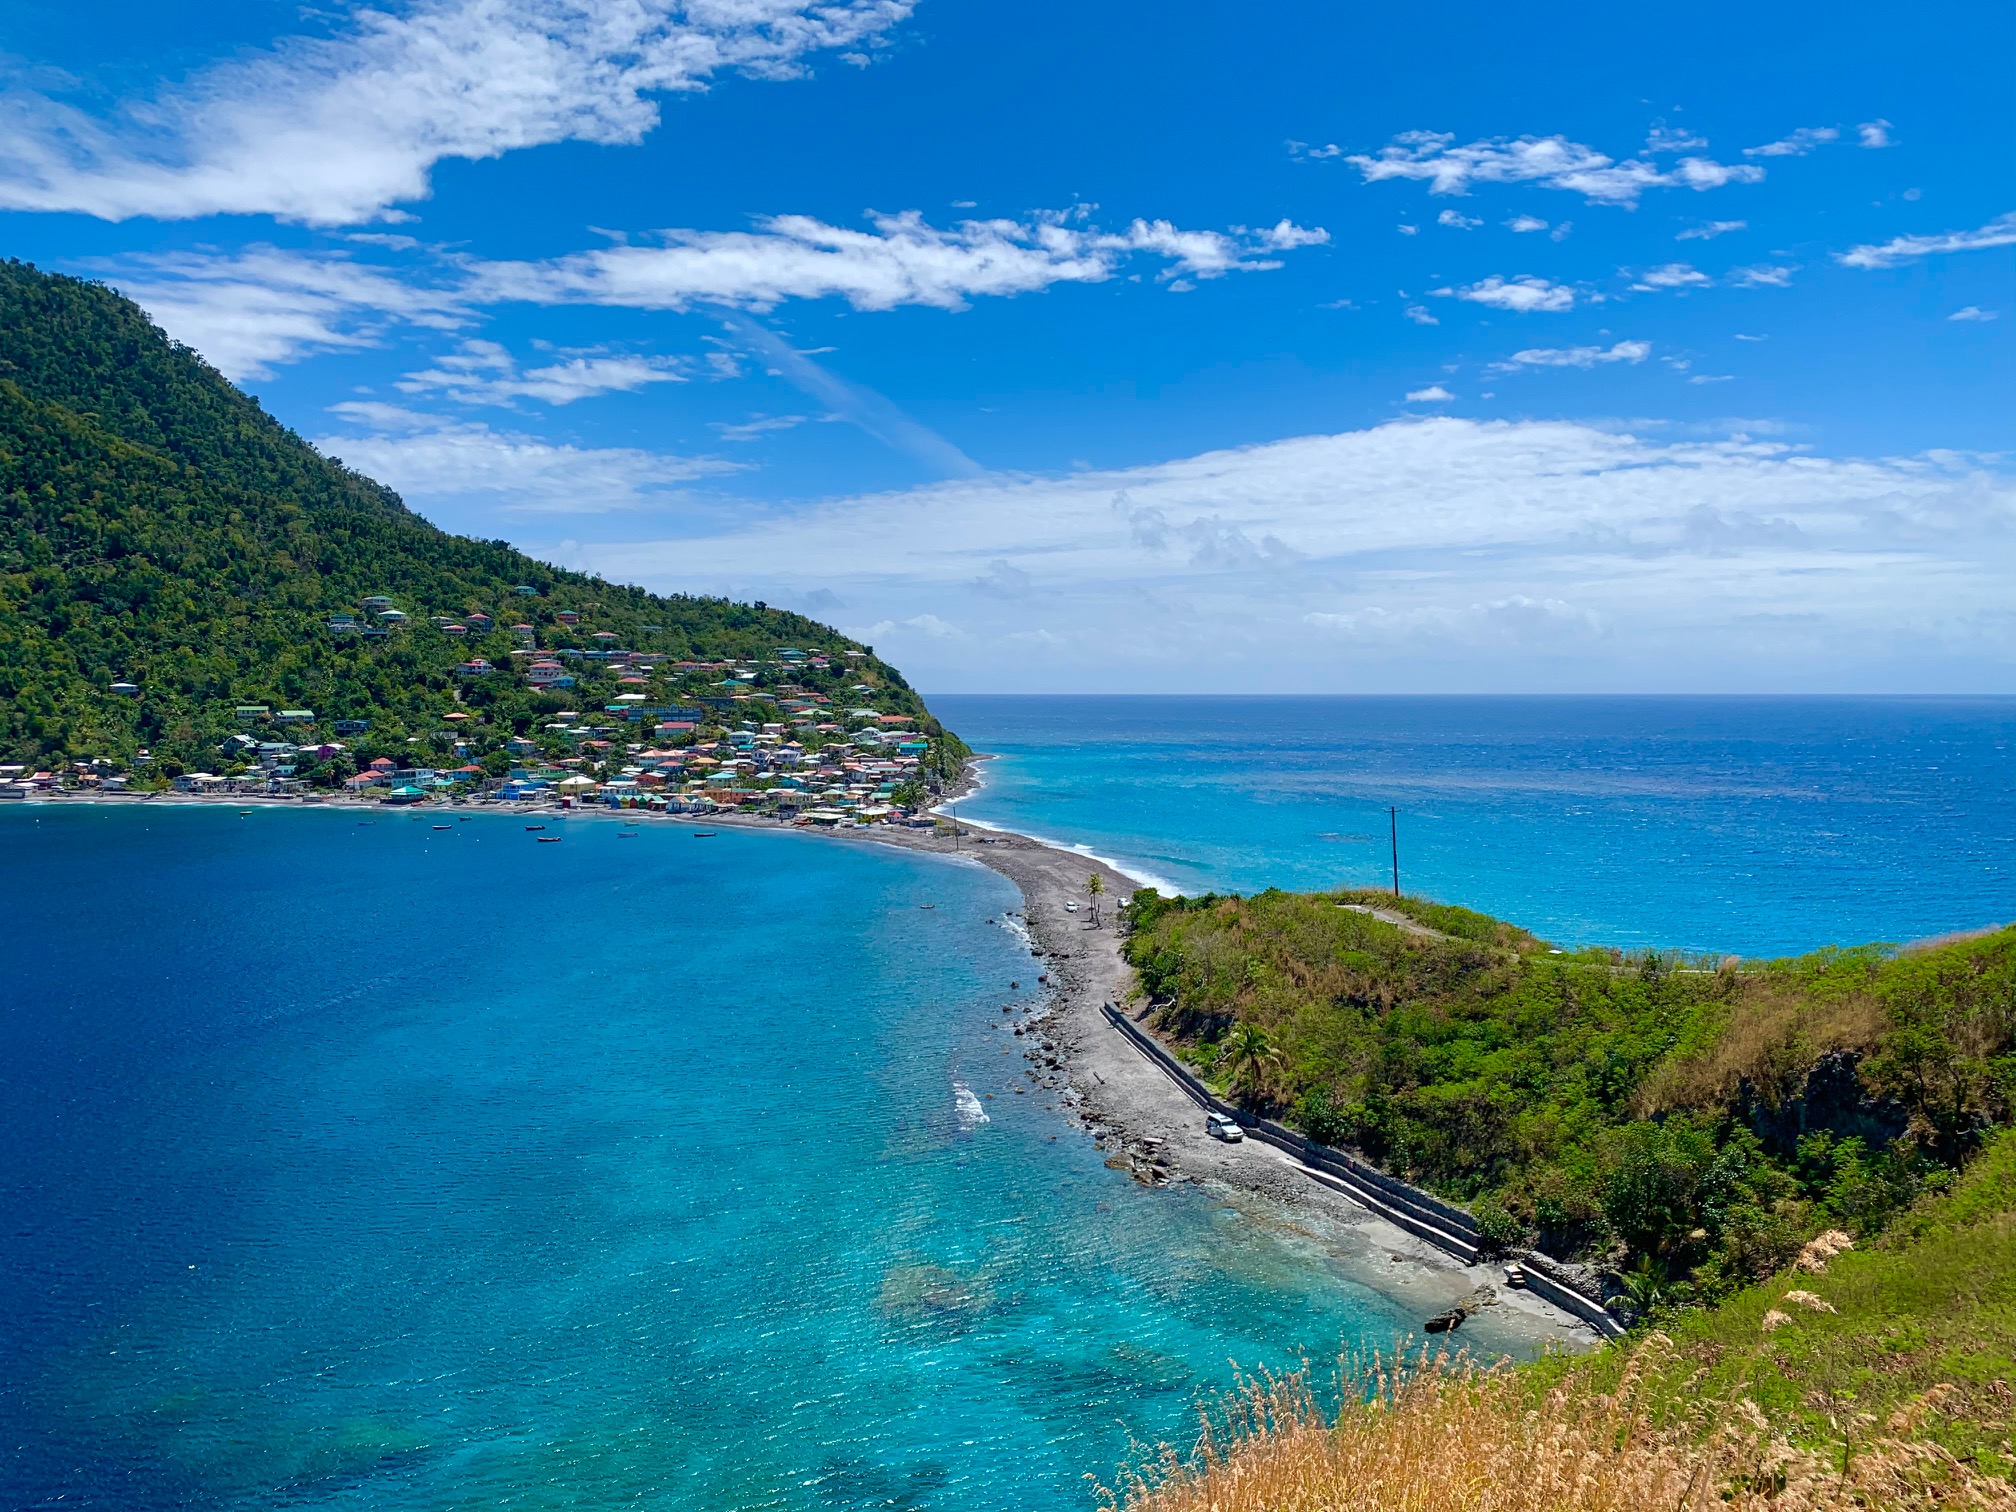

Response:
(3, 0), (2012, 691)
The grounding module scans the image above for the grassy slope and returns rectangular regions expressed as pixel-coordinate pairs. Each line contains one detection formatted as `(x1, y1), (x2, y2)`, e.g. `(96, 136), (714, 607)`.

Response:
(1113, 1133), (2016, 1511)
(1622, 1126), (2016, 1468)
(1124, 884), (2016, 1303)
(0, 259), (960, 770)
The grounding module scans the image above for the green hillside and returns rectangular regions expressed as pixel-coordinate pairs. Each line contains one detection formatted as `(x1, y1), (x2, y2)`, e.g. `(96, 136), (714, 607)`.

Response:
(0, 259), (962, 777)
(1124, 885), (2016, 1313)
(1119, 1134), (2016, 1510)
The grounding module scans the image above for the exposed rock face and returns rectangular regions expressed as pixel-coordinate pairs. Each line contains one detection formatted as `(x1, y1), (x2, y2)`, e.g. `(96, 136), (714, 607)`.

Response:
(1741, 1049), (1908, 1155)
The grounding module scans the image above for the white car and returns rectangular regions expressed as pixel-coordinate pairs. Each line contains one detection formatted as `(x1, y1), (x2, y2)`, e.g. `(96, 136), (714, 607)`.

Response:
(1206, 1112), (1244, 1143)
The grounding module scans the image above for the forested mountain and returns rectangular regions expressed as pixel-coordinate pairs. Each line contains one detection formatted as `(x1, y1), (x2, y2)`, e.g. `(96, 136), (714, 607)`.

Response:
(0, 261), (951, 772)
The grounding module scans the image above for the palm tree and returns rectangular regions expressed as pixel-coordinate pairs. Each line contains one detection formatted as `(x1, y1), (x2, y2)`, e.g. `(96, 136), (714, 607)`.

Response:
(1085, 871), (1105, 926)
(1221, 1021), (1278, 1099)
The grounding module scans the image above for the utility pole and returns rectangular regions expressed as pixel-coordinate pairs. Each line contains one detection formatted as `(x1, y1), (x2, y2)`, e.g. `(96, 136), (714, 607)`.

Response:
(1389, 807), (1400, 898)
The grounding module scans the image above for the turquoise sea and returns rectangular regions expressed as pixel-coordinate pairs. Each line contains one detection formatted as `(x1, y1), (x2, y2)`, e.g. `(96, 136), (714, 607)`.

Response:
(5, 696), (2011, 1508)
(1, 806), (1431, 1512)
(931, 695), (2016, 957)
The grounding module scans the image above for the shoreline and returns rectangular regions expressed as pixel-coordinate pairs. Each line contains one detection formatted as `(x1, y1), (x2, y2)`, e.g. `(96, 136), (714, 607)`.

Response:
(9, 782), (1600, 1353)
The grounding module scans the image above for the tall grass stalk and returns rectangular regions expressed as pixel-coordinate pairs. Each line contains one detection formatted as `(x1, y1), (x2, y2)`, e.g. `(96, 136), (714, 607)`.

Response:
(1101, 1338), (2014, 1511)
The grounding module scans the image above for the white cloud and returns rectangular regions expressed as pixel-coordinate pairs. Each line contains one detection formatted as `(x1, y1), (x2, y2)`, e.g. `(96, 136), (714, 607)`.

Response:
(1645, 126), (1709, 153)
(1729, 264), (1797, 288)
(1433, 274), (1575, 312)
(1436, 209), (1482, 229)
(711, 412), (814, 440)
(1396, 223), (1420, 235)
(1341, 130), (1764, 207)
(1948, 306), (1999, 322)
(1403, 304), (1439, 325)
(1488, 340), (1650, 372)
(1404, 385), (1455, 402)
(549, 417), (2016, 690)
(1688, 374), (1735, 384)
(1837, 213), (2016, 269)
(466, 209), (1324, 312)
(1505, 215), (1550, 233)
(396, 339), (684, 405)
(101, 246), (466, 379)
(1858, 120), (1895, 148)
(1743, 126), (1840, 158)
(1252, 218), (1332, 250)
(1307, 595), (1598, 645)
(1632, 262), (1712, 291)
(0, 0), (916, 225)
(1677, 220), (1746, 241)
(318, 403), (735, 513)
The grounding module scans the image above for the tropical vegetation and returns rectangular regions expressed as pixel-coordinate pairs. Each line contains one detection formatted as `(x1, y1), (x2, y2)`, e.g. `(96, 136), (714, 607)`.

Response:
(1123, 885), (2016, 1311)
(0, 260), (966, 781)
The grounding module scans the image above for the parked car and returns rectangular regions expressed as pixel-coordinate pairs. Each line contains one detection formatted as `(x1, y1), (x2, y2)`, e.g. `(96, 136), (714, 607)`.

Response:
(1206, 1112), (1244, 1143)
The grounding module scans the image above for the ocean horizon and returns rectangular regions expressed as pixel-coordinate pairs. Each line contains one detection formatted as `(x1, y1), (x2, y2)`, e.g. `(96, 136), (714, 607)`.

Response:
(927, 694), (2015, 958)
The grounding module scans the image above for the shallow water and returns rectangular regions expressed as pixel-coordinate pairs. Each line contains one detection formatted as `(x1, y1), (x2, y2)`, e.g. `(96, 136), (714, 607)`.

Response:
(1, 807), (1436, 1511)
(929, 695), (2016, 956)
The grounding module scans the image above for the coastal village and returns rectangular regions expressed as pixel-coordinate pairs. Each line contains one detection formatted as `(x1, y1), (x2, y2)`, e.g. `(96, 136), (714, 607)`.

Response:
(0, 588), (956, 825)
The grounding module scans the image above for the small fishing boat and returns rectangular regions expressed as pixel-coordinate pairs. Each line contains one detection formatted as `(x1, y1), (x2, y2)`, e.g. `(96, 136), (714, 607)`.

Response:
(919, 904), (935, 910)
(525, 825), (545, 831)
(238, 810), (253, 816)
(432, 825), (451, 830)
(537, 836), (562, 844)
(693, 831), (716, 838)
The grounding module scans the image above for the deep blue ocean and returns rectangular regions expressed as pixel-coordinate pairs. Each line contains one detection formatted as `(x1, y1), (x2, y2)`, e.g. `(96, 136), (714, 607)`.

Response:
(1, 806), (1435, 1512)
(931, 696), (2016, 957)
(5, 697), (2011, 1509)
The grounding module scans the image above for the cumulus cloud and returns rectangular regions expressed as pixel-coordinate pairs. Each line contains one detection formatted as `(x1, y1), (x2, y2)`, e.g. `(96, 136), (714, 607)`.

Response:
(1632, 262), (1712, 291)
(1338, 130), (1764, 207)
(1432, 274), (1575, 312)
(1487, 340), (1650, 372)
(1404, 385), (1455, 402)
(1858, 120), (1895, 148)
(1948, 306), (1999, 322)
(1677, 220), (1746, 241)
(1837, 213), (2016, 269)
(396, 339), (684, 405)
(465, 209), (1326, 312)
(1403, 304), (1440, 325)
(538, 416), (2016, 690)
(0, 0), (916, 224)
(1505, 214), (1550, 233)
(1743, 126), (1840, 158)
(318, 402), (735, 514)
(1436, 209), (1482, 229)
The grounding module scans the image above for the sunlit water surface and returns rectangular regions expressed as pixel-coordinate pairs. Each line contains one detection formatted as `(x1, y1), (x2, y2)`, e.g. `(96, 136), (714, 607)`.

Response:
(2, 807), (1432, 1512)
(931, 695), (2015, 956)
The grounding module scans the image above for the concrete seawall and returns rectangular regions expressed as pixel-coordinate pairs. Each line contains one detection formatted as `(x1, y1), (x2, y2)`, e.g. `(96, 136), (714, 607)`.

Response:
(1100, 1004), (1627, 1340)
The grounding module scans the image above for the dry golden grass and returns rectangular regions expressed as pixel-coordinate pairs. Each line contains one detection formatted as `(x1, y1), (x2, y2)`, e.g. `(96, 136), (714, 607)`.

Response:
(1102, 1339), (2015, 1512)
(1635, 980), (1887, 1117)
